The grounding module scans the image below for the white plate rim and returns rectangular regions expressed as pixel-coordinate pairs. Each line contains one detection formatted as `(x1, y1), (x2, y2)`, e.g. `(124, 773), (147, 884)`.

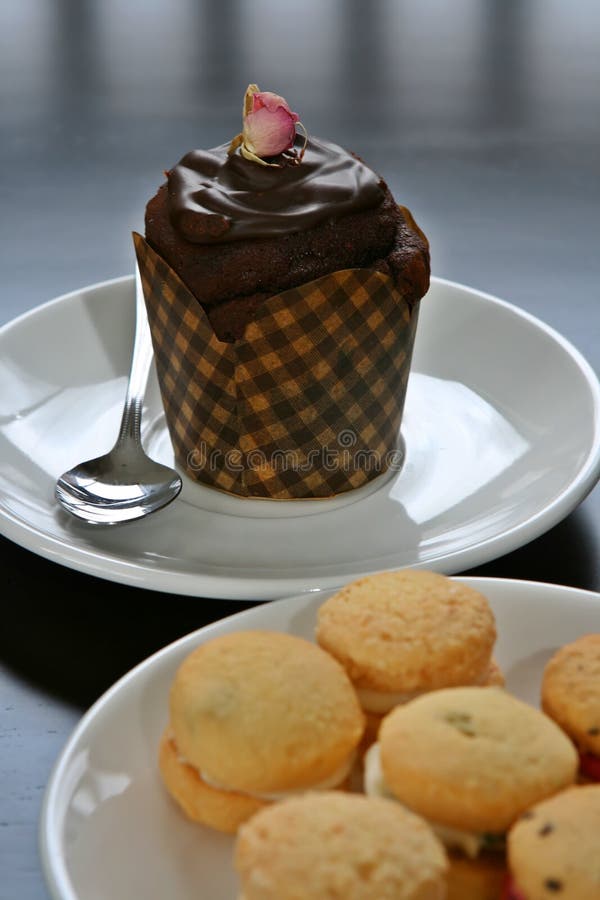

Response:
(38, 575), (600, 900)
(2, 276), (600, 598)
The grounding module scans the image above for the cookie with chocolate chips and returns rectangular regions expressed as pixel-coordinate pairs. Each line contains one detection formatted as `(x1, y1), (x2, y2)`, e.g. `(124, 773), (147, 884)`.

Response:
(506, 785), (600, 899)
(542, 635), (600, 782)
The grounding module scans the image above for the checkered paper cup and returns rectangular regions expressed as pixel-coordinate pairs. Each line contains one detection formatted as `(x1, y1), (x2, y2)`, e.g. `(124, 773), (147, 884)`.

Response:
(133, 233), (420, 500)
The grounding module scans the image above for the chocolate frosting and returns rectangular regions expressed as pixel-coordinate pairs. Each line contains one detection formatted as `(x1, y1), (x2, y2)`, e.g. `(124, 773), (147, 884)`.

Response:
(167, 136), (384, 243)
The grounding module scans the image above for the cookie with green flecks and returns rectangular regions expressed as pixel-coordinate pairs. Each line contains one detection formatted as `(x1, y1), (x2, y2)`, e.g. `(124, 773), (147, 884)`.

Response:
(364, 687), (578, 859)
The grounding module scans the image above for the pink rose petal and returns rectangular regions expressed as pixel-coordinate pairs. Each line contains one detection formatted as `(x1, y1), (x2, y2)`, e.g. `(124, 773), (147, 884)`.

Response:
(252, 91), (300, 123)
(244, 104), (298, 157)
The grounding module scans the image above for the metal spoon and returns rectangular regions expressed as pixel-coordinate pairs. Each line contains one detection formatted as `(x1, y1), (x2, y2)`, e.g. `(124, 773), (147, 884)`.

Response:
(55, 267), (182, 525)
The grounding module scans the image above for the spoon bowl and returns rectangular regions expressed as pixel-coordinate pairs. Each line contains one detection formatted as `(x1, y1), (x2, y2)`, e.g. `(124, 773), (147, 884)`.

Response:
(55, 445), (182, 525)
(55, 265), (182, 525)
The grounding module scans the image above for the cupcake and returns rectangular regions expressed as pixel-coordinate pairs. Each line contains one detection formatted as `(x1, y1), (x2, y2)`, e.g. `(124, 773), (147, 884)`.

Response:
(316, 570), (502, 745)
(159, 630), (365, 833)
(234, 791), (448, 900)
(541, 634), (600, 782)
(137, 84), (429, 499)
(365, 687), (578, 859)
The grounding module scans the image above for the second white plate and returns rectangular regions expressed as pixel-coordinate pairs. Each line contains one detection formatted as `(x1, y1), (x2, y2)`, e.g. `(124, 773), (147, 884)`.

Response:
(1, 277), (599, 598)
(40, 577), (600, 900)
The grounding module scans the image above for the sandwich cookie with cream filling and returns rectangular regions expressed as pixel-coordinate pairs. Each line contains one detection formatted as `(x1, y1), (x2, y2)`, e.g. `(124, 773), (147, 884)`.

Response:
(235, 791), (448, 900)
(365, 686), (578, 859)
(316, 570), (502, 745)
(504, 784), (600, 900)
(541, 634), (600, 783)
(159, 630), (364, 833)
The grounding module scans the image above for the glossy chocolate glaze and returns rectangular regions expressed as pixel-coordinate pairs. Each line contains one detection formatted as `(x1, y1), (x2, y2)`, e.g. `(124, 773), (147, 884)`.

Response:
(167, 136), (384, 243)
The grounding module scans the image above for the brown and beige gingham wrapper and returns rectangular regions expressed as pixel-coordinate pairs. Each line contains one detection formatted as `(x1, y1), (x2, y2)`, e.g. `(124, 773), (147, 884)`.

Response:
(133, 232), (419, 499)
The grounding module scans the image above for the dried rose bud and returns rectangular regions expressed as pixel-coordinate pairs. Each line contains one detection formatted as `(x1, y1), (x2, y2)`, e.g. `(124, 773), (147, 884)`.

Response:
(244, 89), (299, 157)
(229, 84), (307, 167)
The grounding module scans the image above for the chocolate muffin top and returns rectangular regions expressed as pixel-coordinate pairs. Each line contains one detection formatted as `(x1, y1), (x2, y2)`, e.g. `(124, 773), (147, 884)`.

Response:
(167, 136), (385, 243)
(145, 96), (429, 341)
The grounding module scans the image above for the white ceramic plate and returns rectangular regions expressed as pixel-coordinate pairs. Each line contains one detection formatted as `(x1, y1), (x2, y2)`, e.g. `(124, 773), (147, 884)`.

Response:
(2, 278), (600, 599)
(39, 577), (600, 900)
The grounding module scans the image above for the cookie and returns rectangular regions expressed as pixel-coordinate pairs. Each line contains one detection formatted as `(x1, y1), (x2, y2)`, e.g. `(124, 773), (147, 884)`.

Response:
(161, 630), (364, 832)
(507, 784), (600, 900)
(316, 570), (497, 711)
(485, 658), (505, 688)
(541, 634), (600, 758)
(158, 728), (266, 833)
(367, 687), (577, 850)
(235, 791), (448, 900)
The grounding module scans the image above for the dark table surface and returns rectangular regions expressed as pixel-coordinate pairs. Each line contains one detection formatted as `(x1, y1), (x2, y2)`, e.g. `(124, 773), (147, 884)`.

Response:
(2, 2), (600, 898)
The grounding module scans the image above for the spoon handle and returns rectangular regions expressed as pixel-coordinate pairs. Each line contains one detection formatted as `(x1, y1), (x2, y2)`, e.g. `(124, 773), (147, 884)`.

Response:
(116, 267), (154, 446)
